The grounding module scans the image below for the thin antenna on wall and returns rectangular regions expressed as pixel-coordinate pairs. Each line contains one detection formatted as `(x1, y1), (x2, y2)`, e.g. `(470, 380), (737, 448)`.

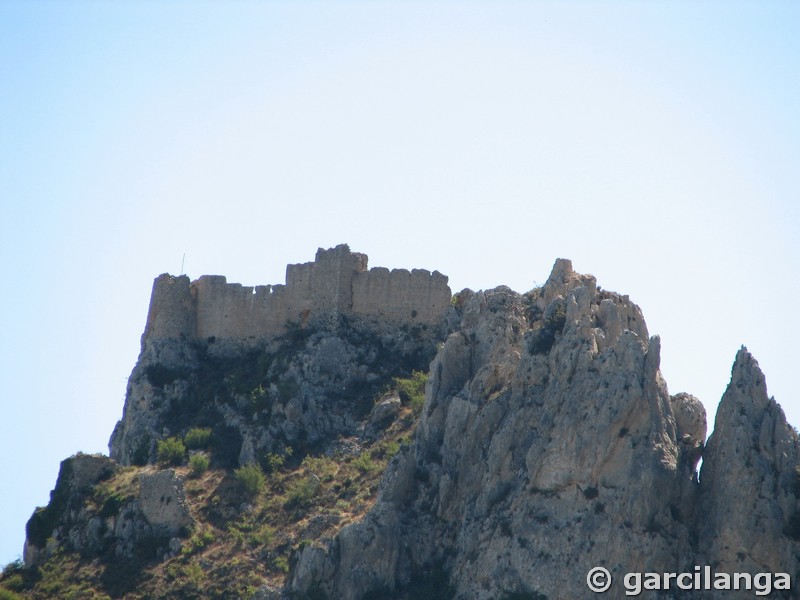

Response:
(180, 253), (186, 275)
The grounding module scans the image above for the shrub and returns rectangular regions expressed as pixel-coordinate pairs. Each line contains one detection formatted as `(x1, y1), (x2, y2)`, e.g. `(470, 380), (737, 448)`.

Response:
(265, 452), (285, 473)
(235, 464), (266, 497)
(352, 451), (377, 474)
(529, 301), (567, 355)
(156, 436), (186, 466)
(181, 560), (205, 586)
(249, 524), (275, 547)
(182, 528), (215, 556)
(301, 456), (337, 481)
(2, 559), (23, 579)
(284, 476), (320, 510)
(184, 428), (212, 450)
(394, 370), (428, 414)
(378, 440), (401, 460)
(0, 589), (25, 600)
(99, 492), (126, 518)
(144, 363), (182, 387)
(273, 555), (289, 574)
(228, 526), (246, 549)
(248, 385), (270, 413)
(0, 573), (24, 592)
(188, 453), (210, 477)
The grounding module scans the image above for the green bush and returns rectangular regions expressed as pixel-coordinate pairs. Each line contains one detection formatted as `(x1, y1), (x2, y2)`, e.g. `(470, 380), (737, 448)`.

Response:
(156, 436), (186, 466)
(284, 476), (320, 509)
(0, 574), (24, 593)
(379, 439), (401, 460)
(249, 524), (275, 547)
(248, 385), (270, 413)
(394, 370), (428, 414)
(352, 451), (377, 474)
(188, 453), (210, 477)
(184, 427), (212, 450)
(234, 464), (266, 497)
(273, 555), (289, 574)
(99, 491), (126, 518)
(181, 528), (215, 556)
(265, 452), (285, 473)
(0, 589), (25, 600)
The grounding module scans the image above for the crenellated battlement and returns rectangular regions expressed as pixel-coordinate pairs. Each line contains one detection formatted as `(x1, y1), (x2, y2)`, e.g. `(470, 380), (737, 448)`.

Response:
(143, 244), (451, 344)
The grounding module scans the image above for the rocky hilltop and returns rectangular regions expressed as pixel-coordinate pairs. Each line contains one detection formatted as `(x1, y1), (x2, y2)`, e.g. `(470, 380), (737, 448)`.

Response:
(5, 247), (799, 600)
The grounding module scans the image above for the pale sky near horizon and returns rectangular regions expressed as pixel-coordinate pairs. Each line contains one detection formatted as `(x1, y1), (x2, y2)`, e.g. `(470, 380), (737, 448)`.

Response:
(1, 1), (798, 565)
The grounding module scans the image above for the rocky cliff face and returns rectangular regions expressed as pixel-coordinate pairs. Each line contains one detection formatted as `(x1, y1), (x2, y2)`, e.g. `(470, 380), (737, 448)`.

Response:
(24, 454), (191, 569)
(14, 250), (800, 600)
(108, 319), (442, 469)
(291, 259), (799, 599)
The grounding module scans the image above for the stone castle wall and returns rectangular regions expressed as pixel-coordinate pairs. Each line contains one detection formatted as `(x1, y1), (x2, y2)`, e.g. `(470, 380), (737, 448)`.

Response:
(143, 244), (451, 343)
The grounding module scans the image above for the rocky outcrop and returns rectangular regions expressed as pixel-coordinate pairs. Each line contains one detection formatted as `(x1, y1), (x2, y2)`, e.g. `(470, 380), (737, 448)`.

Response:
(292, 259), (800, 599)
(21, 251), (800, 600)
(696, 348), (800, 595)
(109, 320), (445, 468)
(24, 455), (192, 568)
(24, 454), (118, 566)
(109, 246), (451, 468)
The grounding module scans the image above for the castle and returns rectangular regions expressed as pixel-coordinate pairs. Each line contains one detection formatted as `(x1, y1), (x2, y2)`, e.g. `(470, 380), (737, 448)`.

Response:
(143, 244), (452, 343)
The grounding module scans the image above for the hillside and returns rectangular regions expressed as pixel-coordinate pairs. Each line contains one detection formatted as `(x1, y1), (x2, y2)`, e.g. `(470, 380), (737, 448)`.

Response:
(2, 247), (797, 599)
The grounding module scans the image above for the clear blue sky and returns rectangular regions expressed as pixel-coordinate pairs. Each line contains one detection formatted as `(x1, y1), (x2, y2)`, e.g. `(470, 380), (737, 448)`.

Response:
(1, 1), (798, 565)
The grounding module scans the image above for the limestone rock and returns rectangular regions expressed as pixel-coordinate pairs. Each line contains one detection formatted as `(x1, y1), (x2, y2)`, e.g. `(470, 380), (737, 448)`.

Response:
(292, 260), (799, 600)
(137, 469), (192, 534)
(696, 348), (800, 595)
(293, 260), (691, 599)
(671, 392), (707, 444)
(367, 393), (402, 431)
(671, 392), (706, 476)
(23, 453), (117, 567)
(24, 458), (193, 568)
(23, 252), (800, 600)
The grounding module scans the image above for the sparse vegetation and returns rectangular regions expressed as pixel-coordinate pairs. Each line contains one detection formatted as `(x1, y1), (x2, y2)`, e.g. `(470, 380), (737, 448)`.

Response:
(528, 300), (567, 355)
(18, 327), (431, 599)
(181, 527), (216, 556)
(188, 452), (210, 477)
(284, 475), (320, 511)
(273, 555), (290, 574)
(394, 370), (428, 414)
(156, 436), (186, 466)
(0, 561), (25, 596)
(249, 524), (275, 547)
(265, 450), (290, 473)
(18, 400), (419, 599)
(144, 363), (184, 387)
(235, 464), (266, 497)
(184, 427), (212, 450)
(248, 385), (271, 413)
(352, 450), (377, 474)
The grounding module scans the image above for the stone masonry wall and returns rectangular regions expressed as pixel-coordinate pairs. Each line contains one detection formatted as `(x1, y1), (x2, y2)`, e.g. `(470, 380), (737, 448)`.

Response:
(142, 244), (451, 343)
(352, 267), (451, 325)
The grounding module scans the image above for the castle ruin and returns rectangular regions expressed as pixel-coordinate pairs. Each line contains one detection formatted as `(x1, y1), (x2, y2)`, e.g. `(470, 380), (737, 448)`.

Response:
(143, 244), (452, 343)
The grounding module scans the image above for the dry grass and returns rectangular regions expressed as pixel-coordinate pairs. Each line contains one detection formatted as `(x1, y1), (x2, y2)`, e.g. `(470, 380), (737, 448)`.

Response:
(18, 404), (417, 600)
